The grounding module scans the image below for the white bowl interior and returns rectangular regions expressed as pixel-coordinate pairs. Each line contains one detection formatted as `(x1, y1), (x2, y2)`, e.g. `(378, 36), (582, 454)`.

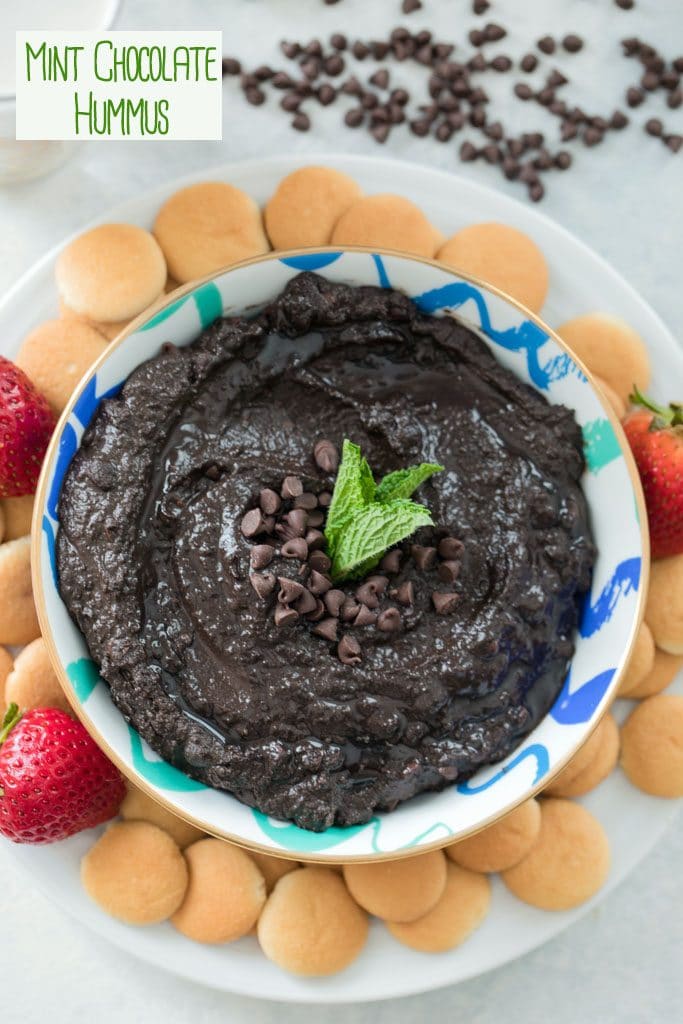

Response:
(35, 250), (645, 860)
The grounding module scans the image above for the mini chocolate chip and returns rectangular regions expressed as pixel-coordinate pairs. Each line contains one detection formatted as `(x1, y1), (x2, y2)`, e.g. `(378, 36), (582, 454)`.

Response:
(277, 509), (308, 540)
(674, 57), (683, 73)
(661, 70), (681, 90)
(668, 89), (682, 109)
(615, 0), (634, 8)
(561, 121), (578, 141)
(250, 544), (274, 570)
(438, 559), (461, 584)
(222, 57), (241, 76)
(313, 617), (339, 642)
(610, 110), (629, 129)
(507, 137), (525, 156)
(307, 598), (326, 622)
(626, 86), (644, 107)
(435, 121), (454, 142)
(330, 33), (347, 51)
(352, 41), (369, 59)
(469, 29), (485, 47)
(278, 577), (305, 604)
(473, 0), (490, 12)
(380, 549), (402, 574)
(355, 604), (378, 627)
(484, 23), (507, 42)
(514, 83), (534, 101)
(371, 41), (391, 60)
(292, 112), (311, 132)
(300, 58), (320, 82)
(438, 92), (459, 113)
(549, 99), (567, 116)
(520, 53), (538, 72)
(665, 134), (683, 153)
(318, 491), (332, 507)
(370, 68), (390, 89)
(470, 107), (487, 127)
(641, 70), (660, 90)
(341, 598), (361, 621)
(537, 87), (555, 106)
(377, 608), (402, 632)
(342, 75), (363, 96)
(591, 116), (609, 131)
(309, 570), (332, 595)
(250, 572), (276, 599)
(307, 510), (325, 529)
(318, 83), (337, 106)
(547, 69), (568, 88)
(533, 148), (553, 169)
(260, 488), (281, 515)
(338, 635), (362, 665)
(282, 537), (309, 560)
(528, 181), (545, 202)
(562, 34), (583, 53)
(411, 545), (437, 570)
(372, 123), (391, 144)
(271, 73), (293, 89)
(491, 55), (513, 72)
(447, 110), (466, 129)
(254, 65), (274, 81)
(241, 508), (265, 538)
(646, 117), (663, 136)
(281, 93), (302, 113)
(361, 91), (379, 110)
(305, 529), (326, 551)
(432, 591), (459, 614)
(555, 150), (572, 169)
(519, 161), (539, 184)
(309, 549), (332, 573)
(438, 537), (464, 559)
(621, 38), (640, 56)
(295, 588), (318, 616)
(502, 156), (520, 180)
(410, 118), (431, 137)
(294, 492), (318, 510)
(415, 30), (432, 46)
(281, 41), (300, 59)
(324, 589), (346, 617)
(583, 126), (603, 146)
(401, 0), (422, 12)
(345, 107), (364, 128)
(245, 87), (266, 106)
(394, 581), (415, 606)
(324, 55), (345, 76)
(537, 35), (555, 55)
(482, 143), (501, 163)
(523, 130), (545, 147)
(468, 52), (488, 72)
(281, 476), (303, 499)
(355, 576), (388, 608)
(485, 120), (504, 140)
(274, 604), (299, 627)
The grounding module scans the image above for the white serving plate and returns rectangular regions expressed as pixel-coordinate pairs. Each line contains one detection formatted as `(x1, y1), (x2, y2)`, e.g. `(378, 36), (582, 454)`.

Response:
(1, 154), (681, 1003)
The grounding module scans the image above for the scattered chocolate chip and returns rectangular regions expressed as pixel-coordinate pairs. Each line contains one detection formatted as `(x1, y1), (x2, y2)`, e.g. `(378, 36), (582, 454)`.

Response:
(615, 0), (635, 8)
(344, 107), (364, 128)
(411, 545), (437, 570)
(308, 510), (325, 528)
(250, 572), (276, 599)
(304, 39), (323, 57)
(610, 109), (629, 129)
(537, 87), (555, 106)
(555, 150), (572, 169)
(438, 537), (464, 559)
(528, 181), (545, 202)
(281, 92), (302, 113)
(468, 52), (488, 72)
(410, 118), (430, 136)
(324, 589), (346, 617)
(394, 581), (415, 606)
(278, 577), (305, 604)
(318, 491), (332, 507)
(324, 55), (345, 76)
(583, 126), (604, 146)
(222, 57), (241, 76)
(277, 509), (308, 540)
(473, 0), (490, 12)
(667, 89), (682, 109)
(309, 550), (332, 574)
(313, 617), (339, 642)
(561, 121), (578, 141)
(435, 121), (454, 142)
(591, 115), (609, 131)
(295, 588), (318, 616)
(674, 57), (683, 73)
(274, 604), (299, 627)
(245, 86), (266, 106)
(282, 537), (309, 560)
(562, 34), (583, 53)
(309, 569), (332, 595)
(341, 598), (361, 622)
(330, 33), (347, 51)
(370, 68), (390, 89)
(250, 544), (274, 569)
(641, 70), (660, 90)
(491, 55), (513, 72)
(372, 123), (391, 144)
(259, 488), (281, 515)
(482, 142), (501, 162)
(537, 36), (556, 55)
(665, 134), (683, 153)
(377, 608), (402, 632)
(241, 508), (265, 538)
(469, 29), (485, 47)
(502, 156), (520, 179)
(305, 529), (326, 551)
(626, 86), (644, 107)
(514, 82), (534, 100)
(547, 69), (568, 88)
(646, 117), (663, 136)
(356, 576), (388, 608)
(380, 549), (402, 574)
(307, 598), (326, 622)
(294, 492), (318, 510)
(484, 23), (507, 43)
(438, 559), (461, 584)
(432, 591), (459, 614)
(292, 112), (311, 131)
(520, 53), (538, 72)
(338, 635), (362, 665)
(317, 83), (337, 106)
(280, 41), (300, 59)
(253, 65), (274, 81)
(355, 604), (378, 627)
(352, 40), (369, 60)
(281, 476), (303, 499)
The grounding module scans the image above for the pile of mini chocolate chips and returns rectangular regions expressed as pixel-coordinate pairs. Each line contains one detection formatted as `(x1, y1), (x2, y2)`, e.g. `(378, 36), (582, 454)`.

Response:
(241, 440), (464, 665)
(222, 1), (681, 202)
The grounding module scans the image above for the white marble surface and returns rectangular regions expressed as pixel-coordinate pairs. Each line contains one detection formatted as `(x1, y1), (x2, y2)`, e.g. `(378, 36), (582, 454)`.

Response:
(1, 0), (682, 1021)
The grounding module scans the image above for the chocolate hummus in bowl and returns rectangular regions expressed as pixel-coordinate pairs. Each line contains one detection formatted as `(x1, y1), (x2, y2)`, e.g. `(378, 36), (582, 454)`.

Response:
(34, 249), (647, 859)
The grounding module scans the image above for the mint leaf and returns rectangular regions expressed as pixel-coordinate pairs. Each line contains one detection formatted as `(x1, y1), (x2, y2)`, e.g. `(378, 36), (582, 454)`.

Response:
(325, 440), (375, 555)
(331, 499), (434, 581)
(375, 463), (444, 503)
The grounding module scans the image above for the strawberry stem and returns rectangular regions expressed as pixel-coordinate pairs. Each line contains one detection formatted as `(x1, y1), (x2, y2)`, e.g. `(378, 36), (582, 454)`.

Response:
(0, 703), (21, 747)
(630, 387), (683, 429)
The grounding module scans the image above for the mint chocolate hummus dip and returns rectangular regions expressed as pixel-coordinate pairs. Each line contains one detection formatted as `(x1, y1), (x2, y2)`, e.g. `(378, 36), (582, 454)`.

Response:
(56, 272), (595, 831)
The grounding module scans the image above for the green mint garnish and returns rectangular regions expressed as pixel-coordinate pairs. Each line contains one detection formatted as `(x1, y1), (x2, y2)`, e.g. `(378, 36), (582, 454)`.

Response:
(324, 439), (443, 582)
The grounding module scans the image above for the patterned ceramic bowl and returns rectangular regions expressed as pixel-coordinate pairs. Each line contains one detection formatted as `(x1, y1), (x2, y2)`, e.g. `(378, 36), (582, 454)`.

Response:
(33, 248), (647, 861)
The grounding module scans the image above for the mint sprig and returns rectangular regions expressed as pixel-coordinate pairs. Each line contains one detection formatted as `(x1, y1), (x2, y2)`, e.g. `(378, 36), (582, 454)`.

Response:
(324, 440), (443, 582)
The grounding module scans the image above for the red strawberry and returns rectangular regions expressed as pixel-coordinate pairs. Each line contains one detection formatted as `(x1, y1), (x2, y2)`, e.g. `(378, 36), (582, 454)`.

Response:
(0, 704), (125, 844)
(623, 388), (683, 560)
(0, 355), (56, 497)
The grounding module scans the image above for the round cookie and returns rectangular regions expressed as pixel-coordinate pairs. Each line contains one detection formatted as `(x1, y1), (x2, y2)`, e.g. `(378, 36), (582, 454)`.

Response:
(544, 714), (620, 798)
(56, 223), (167, 323)
(501, 798), (610, 910)
(81, 821), (188, 925)
(594, 375), (627, 420)
(265, 166), (362, 249)
(153, 182), (269, 284)
(0, 537), (40, 645)
(15, 319), (108, 415)
(556, 313), (651, 405)
(626, 647), (683, 700)
(645, 555), (683, 654)
(437, 223), (549, 313)
(0, 645), (13, 707)
(258, 867), (368, 976)
(331, 194), (443, 258)
(250, 852), (300, 893)
(343, 849), (447, 922)
(618, 622), (656, 696)
(620, 694), (683, 797)
(0, 495), (35, 540)
(4, 637), (70, 714)
(171, 838), (266, 943)
(446, 798), (541, 873)
(120, 782), (204, 849)
(387, 862), (491, 953)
